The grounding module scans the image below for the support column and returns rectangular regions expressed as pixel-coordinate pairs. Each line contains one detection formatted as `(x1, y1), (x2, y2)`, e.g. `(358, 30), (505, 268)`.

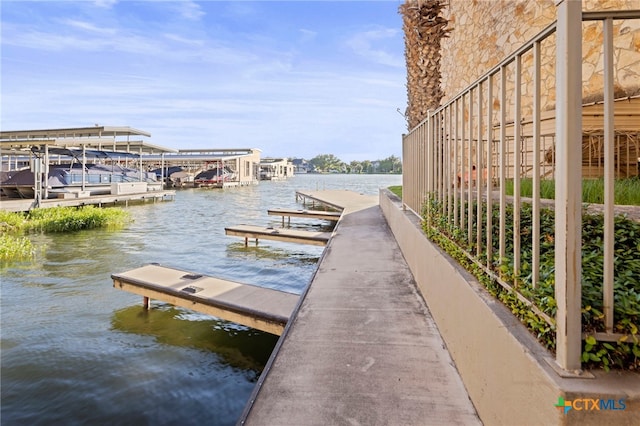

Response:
(554, 0), (583, 372)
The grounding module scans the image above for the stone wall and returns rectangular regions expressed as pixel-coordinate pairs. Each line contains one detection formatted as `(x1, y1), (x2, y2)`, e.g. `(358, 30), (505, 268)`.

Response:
(438, 0), (640, 112)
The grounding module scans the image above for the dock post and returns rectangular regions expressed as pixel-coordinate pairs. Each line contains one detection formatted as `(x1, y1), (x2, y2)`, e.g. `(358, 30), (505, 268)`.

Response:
(143, 296), (150, 309)
(244, 237), (249, 247)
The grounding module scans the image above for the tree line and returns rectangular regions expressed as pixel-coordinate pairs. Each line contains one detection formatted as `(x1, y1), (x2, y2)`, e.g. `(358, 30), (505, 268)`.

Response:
(299, 154), (402, 174)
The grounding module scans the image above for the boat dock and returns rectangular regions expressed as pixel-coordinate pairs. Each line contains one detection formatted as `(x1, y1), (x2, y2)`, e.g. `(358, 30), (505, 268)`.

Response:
(0, 190), (175, 212)
(238, 190), (481, 425)
(110, 188), (480, 424)
(224, 224), (332, 246)
(267, 207), (341, 226)
(111, 264), (298, 335)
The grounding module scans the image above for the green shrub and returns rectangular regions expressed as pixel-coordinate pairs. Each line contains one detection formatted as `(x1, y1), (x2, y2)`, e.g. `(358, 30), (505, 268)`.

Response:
(422, 196), (640, 370)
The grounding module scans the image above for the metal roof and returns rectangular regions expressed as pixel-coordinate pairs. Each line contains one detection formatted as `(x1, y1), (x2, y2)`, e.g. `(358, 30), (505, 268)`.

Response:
(0, 126), (151, 139)
(30, 146), (140, 160)
(0, 126), (177, 155)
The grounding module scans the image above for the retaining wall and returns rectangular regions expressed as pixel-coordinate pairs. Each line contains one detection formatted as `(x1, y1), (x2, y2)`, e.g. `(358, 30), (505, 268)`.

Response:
(379, 188), (640, 426)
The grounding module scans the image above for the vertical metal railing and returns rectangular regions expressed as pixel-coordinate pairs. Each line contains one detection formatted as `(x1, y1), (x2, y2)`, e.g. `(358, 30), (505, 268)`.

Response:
(602, 17), (615, 334)
(401, 6), (640, 371)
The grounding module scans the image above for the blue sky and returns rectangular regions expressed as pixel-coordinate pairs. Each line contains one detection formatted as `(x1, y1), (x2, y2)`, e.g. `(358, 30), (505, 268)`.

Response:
(1, 0), (407, 162)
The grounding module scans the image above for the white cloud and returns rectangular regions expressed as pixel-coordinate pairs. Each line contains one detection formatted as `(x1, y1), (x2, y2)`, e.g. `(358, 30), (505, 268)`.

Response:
(175, 1), (205, 21)
(345, 27), (403, 68)
(61, 19), (117, 35)
(93, 0), (117, 9)
(298, 28), (318, 43)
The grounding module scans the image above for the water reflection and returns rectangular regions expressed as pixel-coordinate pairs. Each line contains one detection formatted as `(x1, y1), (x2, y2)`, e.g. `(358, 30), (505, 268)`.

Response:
(225, 241), (320, 265)
(111, 305), (279, 375)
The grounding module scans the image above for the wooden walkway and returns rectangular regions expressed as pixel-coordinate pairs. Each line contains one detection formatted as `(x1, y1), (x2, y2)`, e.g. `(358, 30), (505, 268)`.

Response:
(225, 224), (331, 246)
(111, 264), (298, 335)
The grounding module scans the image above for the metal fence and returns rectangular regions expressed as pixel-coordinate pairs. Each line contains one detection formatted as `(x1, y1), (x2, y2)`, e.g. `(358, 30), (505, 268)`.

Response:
(402, 3), (640, 371)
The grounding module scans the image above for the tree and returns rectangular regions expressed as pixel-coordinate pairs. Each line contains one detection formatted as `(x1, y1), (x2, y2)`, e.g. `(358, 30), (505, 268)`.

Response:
(309, 154), (345, 172)
(378, 155), (402, 173)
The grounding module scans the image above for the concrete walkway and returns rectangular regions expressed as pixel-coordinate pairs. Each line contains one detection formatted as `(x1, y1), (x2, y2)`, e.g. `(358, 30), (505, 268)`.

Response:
(239, 190), (481, 425)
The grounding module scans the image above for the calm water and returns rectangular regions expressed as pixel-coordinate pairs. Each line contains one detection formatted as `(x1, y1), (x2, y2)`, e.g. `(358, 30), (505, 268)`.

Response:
(1, 174), (401, 426)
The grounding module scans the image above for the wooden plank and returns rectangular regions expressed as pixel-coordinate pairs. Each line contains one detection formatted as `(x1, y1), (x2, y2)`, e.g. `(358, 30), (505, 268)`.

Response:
(112, 264), (299, 335)
(225, 225), (331, 246)
(267, 208), (342, 221)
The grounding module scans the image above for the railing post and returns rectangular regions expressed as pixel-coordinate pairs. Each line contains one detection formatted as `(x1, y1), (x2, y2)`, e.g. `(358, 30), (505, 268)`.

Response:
(554, 0), (583, 372)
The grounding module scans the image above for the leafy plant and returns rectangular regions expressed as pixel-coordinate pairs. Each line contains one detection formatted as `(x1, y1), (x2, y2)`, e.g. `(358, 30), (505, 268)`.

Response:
(422, 195), (640, 370)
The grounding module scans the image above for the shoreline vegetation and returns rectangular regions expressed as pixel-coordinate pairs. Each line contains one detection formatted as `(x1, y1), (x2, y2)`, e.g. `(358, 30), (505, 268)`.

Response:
(304, 154), (402, 174)
(0, 206), (131, 263)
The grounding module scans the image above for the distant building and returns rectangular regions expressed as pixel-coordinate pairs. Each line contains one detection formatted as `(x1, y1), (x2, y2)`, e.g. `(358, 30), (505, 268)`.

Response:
(259, 158), (294, 180)
(291, 158), (311, 174)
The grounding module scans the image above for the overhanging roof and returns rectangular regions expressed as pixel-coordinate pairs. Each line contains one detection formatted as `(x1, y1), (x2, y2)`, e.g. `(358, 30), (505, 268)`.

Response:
(0, 126), (177, 155)
(0, 126), (151, 139)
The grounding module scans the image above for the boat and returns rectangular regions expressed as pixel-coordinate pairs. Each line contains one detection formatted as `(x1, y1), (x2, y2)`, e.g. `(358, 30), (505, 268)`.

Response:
(0, 163), (160, 199)
(194, 166), (236, 187)
(150, 166), (195, 188)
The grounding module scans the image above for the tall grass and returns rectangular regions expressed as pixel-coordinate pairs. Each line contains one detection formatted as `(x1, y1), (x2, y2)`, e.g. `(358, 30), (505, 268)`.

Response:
(0, 234), (35, 262)
(0, 206), (131, 263)
(504, 177), (640, 206)
(25, 206), (131, 232)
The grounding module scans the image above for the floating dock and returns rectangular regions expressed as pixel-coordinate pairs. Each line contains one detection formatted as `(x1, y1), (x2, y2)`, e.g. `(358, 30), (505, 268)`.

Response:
(0, 190), (175, 212)
(267, 208), (342, 226)
(111, 264), (299, 335)
(225, 224), (331, 246)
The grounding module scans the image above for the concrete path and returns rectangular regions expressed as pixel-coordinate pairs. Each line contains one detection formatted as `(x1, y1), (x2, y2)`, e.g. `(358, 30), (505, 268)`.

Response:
(239, 190), (481, 425)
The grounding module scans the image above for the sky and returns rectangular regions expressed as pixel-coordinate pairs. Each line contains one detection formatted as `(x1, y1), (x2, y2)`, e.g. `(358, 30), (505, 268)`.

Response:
(1, 0), (408, 163)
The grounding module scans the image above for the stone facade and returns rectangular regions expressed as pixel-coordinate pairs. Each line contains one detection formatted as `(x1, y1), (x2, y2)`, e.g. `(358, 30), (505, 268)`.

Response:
(439, 0), (640, 111)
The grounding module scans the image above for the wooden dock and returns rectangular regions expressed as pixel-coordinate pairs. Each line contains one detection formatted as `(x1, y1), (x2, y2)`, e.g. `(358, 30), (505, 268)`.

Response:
(0, 190), (175, 212)
(111, 264), (299, 335)
(225, 224), (331, 246)
(267, 208), (342, 226)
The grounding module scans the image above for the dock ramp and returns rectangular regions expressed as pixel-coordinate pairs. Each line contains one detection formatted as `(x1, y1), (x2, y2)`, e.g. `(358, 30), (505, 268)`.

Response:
(111, 264), (299, 335)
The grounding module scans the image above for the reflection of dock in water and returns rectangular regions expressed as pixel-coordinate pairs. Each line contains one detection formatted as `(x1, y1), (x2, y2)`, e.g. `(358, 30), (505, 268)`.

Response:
(111, 305), (278, 373)
(112, 264), (299, 336)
